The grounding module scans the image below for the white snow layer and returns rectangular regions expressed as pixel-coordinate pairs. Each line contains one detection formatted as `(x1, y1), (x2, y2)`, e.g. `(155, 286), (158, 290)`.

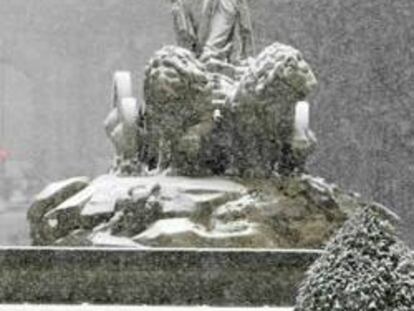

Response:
(90, 232), (145, 248)
(135, 218), (256, 241)
(35, 176), (90, 201)
(46, 174), (247, 218)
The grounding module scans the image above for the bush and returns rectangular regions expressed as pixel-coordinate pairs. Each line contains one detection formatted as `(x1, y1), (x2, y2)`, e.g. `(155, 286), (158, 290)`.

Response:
(295, 204), (414, 311)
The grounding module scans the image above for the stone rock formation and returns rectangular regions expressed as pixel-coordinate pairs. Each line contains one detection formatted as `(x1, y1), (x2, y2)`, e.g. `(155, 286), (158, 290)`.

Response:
(28, 174), (363, 248)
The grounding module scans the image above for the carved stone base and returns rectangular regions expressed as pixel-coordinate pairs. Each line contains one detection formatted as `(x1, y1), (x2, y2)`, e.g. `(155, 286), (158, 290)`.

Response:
(28, 174), (362, 249)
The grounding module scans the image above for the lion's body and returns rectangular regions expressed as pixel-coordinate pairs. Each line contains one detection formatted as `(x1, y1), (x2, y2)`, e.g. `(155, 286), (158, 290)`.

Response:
(143, 46), (213, 173)
(142, 42), (317, 176)
(228, 42), (317, 176)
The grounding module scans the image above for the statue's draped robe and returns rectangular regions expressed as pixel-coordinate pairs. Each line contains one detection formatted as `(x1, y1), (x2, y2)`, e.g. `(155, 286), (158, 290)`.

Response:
(172, 0), (253, 60)
(171, 0), (201, 53)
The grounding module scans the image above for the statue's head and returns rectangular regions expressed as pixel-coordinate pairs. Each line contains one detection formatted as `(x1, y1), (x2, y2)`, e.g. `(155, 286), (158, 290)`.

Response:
(242, 42), (317, 102)
(144, 46), (212, 133)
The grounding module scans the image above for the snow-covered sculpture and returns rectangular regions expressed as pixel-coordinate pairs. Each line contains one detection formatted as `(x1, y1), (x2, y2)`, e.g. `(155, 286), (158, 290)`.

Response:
(140, 42), (317, 177)
(228, 42), (317, 176)
(27, 5), (376, 250)
(143, 46), (213, 174)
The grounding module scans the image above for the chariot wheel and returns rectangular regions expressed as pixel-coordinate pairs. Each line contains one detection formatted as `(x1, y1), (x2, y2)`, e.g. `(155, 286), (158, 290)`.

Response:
(119, 97), (139, 132)
(112, 71), (132, 108)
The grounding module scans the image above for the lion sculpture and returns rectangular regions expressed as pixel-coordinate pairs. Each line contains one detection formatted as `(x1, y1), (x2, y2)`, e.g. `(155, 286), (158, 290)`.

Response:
(112, 42), (317, 177)
(143, 46), (213, 174)
(227, 42), (318, 176)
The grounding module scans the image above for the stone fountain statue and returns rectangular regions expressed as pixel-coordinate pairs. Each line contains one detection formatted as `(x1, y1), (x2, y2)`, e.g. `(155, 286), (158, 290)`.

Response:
(27, 3), (366, 248)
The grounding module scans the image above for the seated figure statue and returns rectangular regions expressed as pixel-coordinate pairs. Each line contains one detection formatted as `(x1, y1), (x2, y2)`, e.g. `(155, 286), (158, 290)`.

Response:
(170, 0), (254, 62)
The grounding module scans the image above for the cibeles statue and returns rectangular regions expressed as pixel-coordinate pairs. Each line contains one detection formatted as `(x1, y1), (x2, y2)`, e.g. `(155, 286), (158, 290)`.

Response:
(31, 3), (364, 250)
(101, 1), (317, 178)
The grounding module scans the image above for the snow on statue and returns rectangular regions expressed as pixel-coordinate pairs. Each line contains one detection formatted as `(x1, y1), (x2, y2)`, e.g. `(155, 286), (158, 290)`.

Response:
(27, 1), (385, 253)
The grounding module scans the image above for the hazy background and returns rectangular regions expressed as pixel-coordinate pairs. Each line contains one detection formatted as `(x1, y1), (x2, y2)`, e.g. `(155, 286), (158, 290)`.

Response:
(0, 0), (413, 246)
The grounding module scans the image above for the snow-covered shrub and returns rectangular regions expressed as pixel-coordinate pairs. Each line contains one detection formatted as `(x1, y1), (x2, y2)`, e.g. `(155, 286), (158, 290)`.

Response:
(295, 204), (414, 311)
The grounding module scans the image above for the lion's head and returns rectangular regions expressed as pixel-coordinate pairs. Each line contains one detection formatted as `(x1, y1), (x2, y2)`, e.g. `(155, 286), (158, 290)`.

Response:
(235, 42), (317, 105)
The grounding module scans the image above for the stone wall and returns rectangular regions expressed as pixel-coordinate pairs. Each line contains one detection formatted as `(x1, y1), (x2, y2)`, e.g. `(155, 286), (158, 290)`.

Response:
(0, 247), (320, 306)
